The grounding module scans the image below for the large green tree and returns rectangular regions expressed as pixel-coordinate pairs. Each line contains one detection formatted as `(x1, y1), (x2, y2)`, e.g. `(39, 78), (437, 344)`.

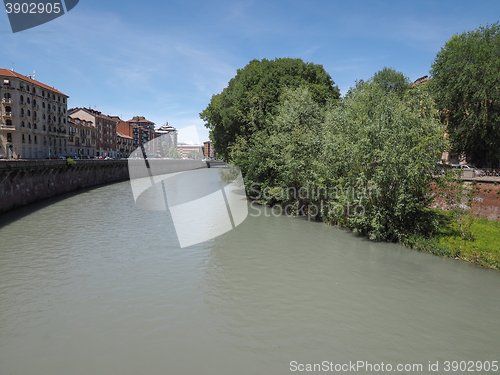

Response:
(231, 69), (446, 241)
(321, 78), (446, 241)
(372, 67), (410, 94)
(200, 58), (340, 160)
(431, 23), (500, 167)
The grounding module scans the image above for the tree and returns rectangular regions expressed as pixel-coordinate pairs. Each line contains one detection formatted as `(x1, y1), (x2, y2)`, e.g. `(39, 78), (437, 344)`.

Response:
(200, 58), (340, 160)
(372, 67), (410, 94)
(431, 23), (500, 167)
(321, 78), (446, 241)
(231, 87), (325, 212)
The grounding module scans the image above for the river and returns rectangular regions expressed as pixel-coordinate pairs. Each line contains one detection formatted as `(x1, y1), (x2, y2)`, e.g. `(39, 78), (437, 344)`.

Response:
(0, 179), (499, 375)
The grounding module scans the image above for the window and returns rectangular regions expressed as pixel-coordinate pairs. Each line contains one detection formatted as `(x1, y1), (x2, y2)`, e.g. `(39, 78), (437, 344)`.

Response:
(5, 106), (11, 113)
(28, 135), (31, 144)
(34, 136), (37, 144)
(27, 110), (31, 117)
(20, 95), (24, 103)
(6, 119), (12, 126)
(42, 102), (45, 108)
(22, 134), (25, 143)
(7, 133), (12, 143)
(34, 123), (37, 129)
(21, 121), (25, 127)
(21, 109), (24, 116)
(27, 97), (30, 104)
(43, 125), (46, 131)
(28, 122), (31, 128)
(3, 93), (11, 99)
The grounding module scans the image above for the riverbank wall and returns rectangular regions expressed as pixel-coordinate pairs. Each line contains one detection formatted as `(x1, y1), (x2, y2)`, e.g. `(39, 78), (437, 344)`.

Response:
(0, 159), (210, 215)
(431, 180), (500, 221)
(0, 160), (129, 214)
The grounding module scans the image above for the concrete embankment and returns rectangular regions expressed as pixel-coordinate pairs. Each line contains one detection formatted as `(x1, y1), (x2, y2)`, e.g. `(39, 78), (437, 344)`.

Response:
(0, 160), (130, 214)
(0, 159), (212, 214)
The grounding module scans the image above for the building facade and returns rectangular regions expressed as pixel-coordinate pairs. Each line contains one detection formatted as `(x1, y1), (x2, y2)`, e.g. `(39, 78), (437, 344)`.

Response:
(126, 116), (155, 148)
(153, 122), (178, 157)
(0, 68), (68, 159)
(67, 116), (97, 158)
(203, 140), (215, 159)
(68, 108), (117, 158)
(177, 143), (203, 159)
(116, 121), (135, 158)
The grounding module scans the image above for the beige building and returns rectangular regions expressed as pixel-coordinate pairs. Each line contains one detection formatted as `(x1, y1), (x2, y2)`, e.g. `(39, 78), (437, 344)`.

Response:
(0, 69), (69, 159)
(67, 116), (97, 158)
(177, 143), (203, 159)
(68, 108), (117, 158)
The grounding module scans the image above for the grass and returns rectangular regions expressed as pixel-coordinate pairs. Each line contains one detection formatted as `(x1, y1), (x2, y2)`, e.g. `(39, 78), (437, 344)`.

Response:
(405, 210), (500, 270)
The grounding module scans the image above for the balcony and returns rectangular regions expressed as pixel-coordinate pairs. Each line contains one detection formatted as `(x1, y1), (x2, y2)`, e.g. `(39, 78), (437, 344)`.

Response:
(2, 112), (12, 119)
(1, 98), (12, 104)
(0, 122), (15, 129)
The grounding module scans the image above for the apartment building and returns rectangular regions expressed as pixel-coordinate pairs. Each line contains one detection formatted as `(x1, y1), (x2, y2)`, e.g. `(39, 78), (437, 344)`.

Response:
(126, 116), (155, 148)
(68, 107), (117, 158)
(177, 143), (203, 159)
(153, 122), (178, 157)
(116, 120), (134, 158)
(203, 140), (215, 159)
(67, 116), (97, 158)
(0, 68), (68, 159)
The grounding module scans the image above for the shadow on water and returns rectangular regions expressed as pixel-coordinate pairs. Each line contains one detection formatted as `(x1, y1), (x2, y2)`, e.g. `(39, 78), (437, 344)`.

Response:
(0, 180), (126, 230)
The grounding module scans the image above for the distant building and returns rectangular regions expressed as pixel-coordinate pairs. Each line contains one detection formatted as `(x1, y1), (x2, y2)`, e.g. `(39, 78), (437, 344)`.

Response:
(116, 120), (134, 158)
(68, 107), (118, 158)
(0, 68), (69, 159)
(177, 143), (203, 159)
(203, 140), (214, 159)
(67, 116), (97, 158)
(153, 122), (177, 157)
(126, 116), (155, 148)
(412, 75), (430, 86)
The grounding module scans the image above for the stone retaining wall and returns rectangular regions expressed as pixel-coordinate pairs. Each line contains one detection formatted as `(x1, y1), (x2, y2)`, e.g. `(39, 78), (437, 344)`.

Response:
(0, 160), (129, 214)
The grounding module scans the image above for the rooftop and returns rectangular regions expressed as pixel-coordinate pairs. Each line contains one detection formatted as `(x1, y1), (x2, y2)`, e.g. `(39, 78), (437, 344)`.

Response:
(0, 68), (68, 96)
(127, 116), (155, 124)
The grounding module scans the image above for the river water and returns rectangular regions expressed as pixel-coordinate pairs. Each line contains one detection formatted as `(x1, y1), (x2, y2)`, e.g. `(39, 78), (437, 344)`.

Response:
(0, 179), (499, 375)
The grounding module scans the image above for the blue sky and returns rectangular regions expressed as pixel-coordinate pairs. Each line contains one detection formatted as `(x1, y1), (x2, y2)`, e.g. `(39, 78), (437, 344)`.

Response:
(1, 0), (499, 142)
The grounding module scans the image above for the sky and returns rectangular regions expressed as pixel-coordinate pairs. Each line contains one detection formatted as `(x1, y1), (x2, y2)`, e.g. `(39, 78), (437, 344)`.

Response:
(1, 0), (499, 143)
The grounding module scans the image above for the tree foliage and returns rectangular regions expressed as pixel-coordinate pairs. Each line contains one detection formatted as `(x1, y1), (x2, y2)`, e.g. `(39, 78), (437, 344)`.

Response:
(321, 79), (446, 240)
(200, 58), (340, 160)
(231, 70), (446, 241)
(431, 23), (500, 167)
(372, 67), (410, 94)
